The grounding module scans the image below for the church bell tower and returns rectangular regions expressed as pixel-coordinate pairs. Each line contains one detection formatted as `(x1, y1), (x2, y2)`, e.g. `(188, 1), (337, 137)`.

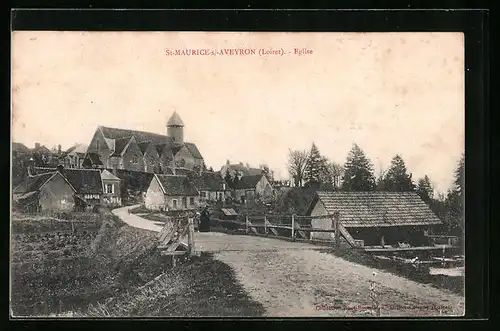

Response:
(167, 111), (184, 145)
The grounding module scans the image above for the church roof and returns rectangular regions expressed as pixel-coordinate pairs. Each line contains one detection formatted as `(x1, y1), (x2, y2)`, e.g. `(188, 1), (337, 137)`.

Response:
(167, 111), (184, 127)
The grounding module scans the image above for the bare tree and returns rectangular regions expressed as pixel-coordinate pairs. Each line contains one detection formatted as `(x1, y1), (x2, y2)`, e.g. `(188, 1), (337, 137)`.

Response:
(286, 149), (308, 187)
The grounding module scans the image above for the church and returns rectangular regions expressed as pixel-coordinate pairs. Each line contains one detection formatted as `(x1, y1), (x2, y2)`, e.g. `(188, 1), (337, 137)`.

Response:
(84, 111), (204, 173)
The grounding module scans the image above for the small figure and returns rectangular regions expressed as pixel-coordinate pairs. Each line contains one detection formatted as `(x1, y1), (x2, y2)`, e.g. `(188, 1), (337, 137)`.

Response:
(199, 206), (211, 232)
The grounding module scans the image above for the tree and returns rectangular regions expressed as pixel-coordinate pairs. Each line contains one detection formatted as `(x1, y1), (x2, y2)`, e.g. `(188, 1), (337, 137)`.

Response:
(445, 154), (465, 235)
(341, 143), (376, 191)
(304, 143), (322, 185)
(416, 175), (434, 203)
(376, 168), (387, 191)
(286, 149), (308, 187)
(259, 164), (275, 182)
(379, 155), (415, 191)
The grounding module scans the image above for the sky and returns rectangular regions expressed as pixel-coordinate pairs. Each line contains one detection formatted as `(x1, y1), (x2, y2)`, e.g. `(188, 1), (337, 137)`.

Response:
(11, 31), (464, 194)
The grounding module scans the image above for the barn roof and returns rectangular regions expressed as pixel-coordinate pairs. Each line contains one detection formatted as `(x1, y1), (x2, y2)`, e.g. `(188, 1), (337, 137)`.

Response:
(61, 169), (103, 194)
(155, 174), (199, 196)
(234, 174), (263, 189)
(310, 191), (442, 228)
(195, 171), (226, 191)
(13, 172), (57, 194)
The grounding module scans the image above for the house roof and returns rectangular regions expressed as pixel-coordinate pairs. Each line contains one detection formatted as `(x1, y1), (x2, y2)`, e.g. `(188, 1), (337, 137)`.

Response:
(173, 167), (195, 176)
(196, 171), (226, 191)
(98, 125), (202, 159)
(155, 174), (199, 196)
(65, 143), (88, 155)
(33, 167), (57, 175)
(310, 191), (442, 228)
(13, 172), (57, 194)
(32, 145), (52, 154)
(61, 169), (103, 194)
(12, 142), (31, 153)
(184, 143), (203, 159)
(167, 111), (184, 127)
(83, 152), (103, 166)
(109, 137), (132, 157)
(113, 169), (155, 192)
(221, 208), (238, 216)
(100, 169), (121, 181)
(234, 174), (263, 190)
(137, 141), (152, 154)
(224, 164), (263, 176)
(156, 144), (174, 159)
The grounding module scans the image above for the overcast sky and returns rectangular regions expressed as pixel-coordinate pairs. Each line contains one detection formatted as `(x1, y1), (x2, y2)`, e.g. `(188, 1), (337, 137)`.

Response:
(12, 31), (464, 194)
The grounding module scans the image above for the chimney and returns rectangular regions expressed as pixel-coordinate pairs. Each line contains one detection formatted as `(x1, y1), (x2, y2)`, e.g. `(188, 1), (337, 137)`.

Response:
(57, 144), (62, 154)
(35, 142), (40, 149)
(226, 159), (230, 165)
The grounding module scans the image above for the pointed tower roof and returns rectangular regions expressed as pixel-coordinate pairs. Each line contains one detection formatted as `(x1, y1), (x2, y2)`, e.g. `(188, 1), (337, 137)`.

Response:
(167, 111), (184, 127)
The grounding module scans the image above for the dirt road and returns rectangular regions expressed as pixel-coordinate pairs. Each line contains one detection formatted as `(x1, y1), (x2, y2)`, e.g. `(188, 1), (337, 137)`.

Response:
(113, 206), (465, 317)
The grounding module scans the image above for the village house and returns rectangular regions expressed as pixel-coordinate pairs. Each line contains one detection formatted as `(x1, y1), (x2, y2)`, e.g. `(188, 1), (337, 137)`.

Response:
(85, 111), (204, 173)
(306, 191), (442, 247)
(195, 171), (228, 203)
(13, 171), (76, 212)
(12, 142), (31, 158)
(220, 161), (263, 179)
(60, 143), (87, 169)
(29, 166), (122, 210)
(232, 174), (274, 204)
(144, 174), (199, 211)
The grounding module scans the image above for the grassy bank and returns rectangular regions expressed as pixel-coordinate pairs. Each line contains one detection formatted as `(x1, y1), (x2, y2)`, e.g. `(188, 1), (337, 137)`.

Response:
(10, 209), (265, 317)
(87, 252), (265, 317)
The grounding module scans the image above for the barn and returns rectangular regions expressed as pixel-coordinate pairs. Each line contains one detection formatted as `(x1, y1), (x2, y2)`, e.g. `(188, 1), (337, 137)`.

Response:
(306, 191), (442, 247)
(13, 172), (76, 212)
(233, 174), (274, 204)
(144, 174), (199, 211)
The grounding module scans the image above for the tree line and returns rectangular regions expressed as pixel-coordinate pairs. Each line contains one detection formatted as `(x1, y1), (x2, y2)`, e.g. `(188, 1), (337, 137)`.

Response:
(287, 142), (464, 235)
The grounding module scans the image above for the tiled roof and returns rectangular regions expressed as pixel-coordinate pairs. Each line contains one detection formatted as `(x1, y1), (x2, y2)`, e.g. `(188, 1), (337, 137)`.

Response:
(155, 175), (199, 196)
(65, 143), (88, 155)
(196, 171), (226, 191)
(156, 144), (174, 159)
(173, 167), (195, 176)
(234, 174), (263, 189)
(225, 164), (263, 176)
(62, 169), (103, 194)
(83, 152), (103, 166)
(110, 137), (132, 157)
(12, 142), (31, 153)
(311, 191), (442, 228)
(167, 111), (184, 126)
(32, 145), (52, 154)
(114, 169), (154, 192)
(33, 167), (57, 175)
(98, 126), (202, 159)
(13, 172), (57, 194)
(100, 126), (174, 146)
(137, 141), (151, 154)
(100, 169), (121, 181)
(184, 143), (203, 159)
(221, 208), (238, 216)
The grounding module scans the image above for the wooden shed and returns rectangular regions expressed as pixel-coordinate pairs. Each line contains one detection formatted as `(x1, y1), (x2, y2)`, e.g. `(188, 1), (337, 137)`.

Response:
(306, 191), (443, 247)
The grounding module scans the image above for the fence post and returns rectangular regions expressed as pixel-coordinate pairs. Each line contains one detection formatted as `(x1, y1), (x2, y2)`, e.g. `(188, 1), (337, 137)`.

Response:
(245, 215), (249, 235)
(188, 217), (195, 256)
(264, 215), (267, 235)
(334, 212), (340, 250)
(291, 214), (295, 241)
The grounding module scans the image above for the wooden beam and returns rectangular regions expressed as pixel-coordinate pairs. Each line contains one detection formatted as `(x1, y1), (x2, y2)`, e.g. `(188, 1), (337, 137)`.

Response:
(364, 245), (455, 253)
(334, 212), (340, 250)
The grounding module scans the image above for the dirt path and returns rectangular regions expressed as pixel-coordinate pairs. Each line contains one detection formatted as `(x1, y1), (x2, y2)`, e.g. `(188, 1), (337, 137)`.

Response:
(112, 207), (465, 317)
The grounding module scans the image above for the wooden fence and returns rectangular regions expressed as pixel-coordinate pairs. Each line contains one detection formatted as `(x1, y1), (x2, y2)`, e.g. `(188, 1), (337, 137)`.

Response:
(156, 216), (196, 266)
(243, 212), (361, 249)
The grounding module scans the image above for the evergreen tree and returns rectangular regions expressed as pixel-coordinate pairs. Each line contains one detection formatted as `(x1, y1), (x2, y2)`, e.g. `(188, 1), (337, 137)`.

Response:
(341, 143), (376, 191)
(304, 143), (322, 185)
(416, 175), (434, 203)
(381, 155), (415, 191)
(445, 154), (465, 235)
